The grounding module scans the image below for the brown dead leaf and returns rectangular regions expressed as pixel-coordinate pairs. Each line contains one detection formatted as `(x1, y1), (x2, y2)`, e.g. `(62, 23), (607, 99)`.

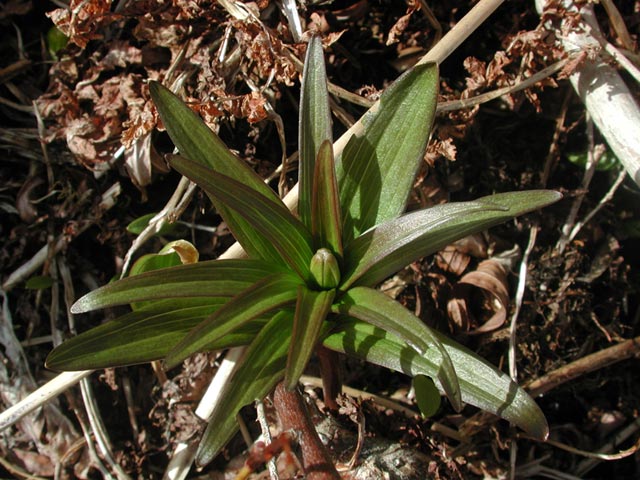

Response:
(387, 1), (418, 46)
(16, 176), (43, 223)
(242, 91), (268, 123)
(436, 246), (471, 276)
(447, 259), (510, 334)
(47, 0), (116, 49)
(124, 134), (153, 191)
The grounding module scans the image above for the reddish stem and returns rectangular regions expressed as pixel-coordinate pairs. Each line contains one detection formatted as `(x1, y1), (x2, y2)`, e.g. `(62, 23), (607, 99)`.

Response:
(317, 346), (342, 411)
(273, 381), (340, 480)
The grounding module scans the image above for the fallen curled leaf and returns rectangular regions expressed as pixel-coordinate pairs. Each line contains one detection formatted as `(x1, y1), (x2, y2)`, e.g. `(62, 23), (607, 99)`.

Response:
(447, 258), (510, 334)
(16, 176), (44, 223)
(436, 246), (471, 276)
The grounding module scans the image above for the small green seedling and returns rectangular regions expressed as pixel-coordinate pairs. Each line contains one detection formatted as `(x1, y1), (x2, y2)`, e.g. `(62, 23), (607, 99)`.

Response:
(47, 37), (558, 466)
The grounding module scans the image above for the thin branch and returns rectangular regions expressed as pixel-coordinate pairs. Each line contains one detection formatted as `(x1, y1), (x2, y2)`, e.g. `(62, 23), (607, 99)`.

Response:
(568, 168), (628, 243)
(256, 398), (279, 480)
(555, 118), (605, 253)
(524, 336), (640, 398)
(0, 370), (92, 430)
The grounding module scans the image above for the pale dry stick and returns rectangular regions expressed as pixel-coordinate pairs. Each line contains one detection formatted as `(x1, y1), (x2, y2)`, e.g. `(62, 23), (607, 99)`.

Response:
(162, 347), (247, 480)
(56, 260), (114, 480)
(0, 183), (120, 430)
(256, 398), (280, 480)
(0, 370), (92, 430)
(162, 442), (198, 480)
(567, 168), (627, 244)
(524, 335), (640, 398)
(600, 0), (635, 51)
(507, 227), (538, 480)
(279, 0), (303, 43)
(519, 432), (640, 461)
(537, 0), (640, 186)
(120, 176), (194, 278)
(556, 120), (605, 254)
(166, 0), (509, 474)
(2, 182), (121, 292)
(79, 379), (132, 480)
(436, 58), (570, 113)
(57, 259), (125, 479)
(586, 21), (640, 85)
(509, 227), (538, 382)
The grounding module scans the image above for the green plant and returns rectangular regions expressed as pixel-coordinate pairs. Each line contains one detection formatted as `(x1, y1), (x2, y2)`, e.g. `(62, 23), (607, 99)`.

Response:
(47, 37), (559, 467)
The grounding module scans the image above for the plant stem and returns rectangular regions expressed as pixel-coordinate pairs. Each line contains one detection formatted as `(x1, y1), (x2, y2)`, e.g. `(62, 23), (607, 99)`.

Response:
(273, 382), (340, 480)
(316, 346), (341, 411)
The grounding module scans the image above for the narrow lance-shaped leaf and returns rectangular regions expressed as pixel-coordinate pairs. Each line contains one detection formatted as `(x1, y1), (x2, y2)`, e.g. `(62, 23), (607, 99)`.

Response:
(342, 190), (562, 289)
(311, 140), (343, 256)
(70, 259), (279, 314)
(299, 35), (332, 229)
(336, 63), (439, 242)
(285, 286), (335, 390)
(150, 81), (279, 201)
(150, 82), (285, 264)
(170, 155), (315, 282)
(46, 300), (265, 370)
(333, 286), (462, 411)
(164, 273), (302, 369)
(323, 319), (549, 440)
(196, 311), (293, 467)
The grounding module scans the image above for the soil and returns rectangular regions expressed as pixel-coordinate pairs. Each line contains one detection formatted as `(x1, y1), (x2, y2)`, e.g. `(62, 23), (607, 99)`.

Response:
(1, 1), (639, 479)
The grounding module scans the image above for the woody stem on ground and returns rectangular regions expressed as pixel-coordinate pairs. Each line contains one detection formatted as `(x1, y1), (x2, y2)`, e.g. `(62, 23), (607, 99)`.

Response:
(273, 382), (340, 480)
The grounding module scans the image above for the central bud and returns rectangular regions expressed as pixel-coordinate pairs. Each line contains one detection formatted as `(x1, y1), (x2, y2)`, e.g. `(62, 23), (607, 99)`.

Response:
(309, 248), (340, 290)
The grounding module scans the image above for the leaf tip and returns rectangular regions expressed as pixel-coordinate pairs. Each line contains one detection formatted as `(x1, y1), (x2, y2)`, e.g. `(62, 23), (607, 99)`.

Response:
(70, 297), (88, 314)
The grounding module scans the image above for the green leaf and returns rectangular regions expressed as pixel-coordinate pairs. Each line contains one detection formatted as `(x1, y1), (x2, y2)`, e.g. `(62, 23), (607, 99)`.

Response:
(299, 35), (332, 230)
(197, 311), (293, 466)
(130, 251), (182, 277)
(312, 140), (343, 256)
(150, 82), (279, 201)
(25, 275), (53, 290)
(333, 286), (462, 411)
(323, 319), (549, 440)
(164, 273), (302, 369)
(342, 190), (562, 289)
(46, 299), (252, 370)
(285, 287), (335, 390)
(150, 81), (285, 264)
(126, 213), (184, 236)
(336, 63), (439, 242)
(567, 149), (620, 171)
(170, 155), (315, 281)
(413, 374), (441, 418)
(70, 259), (278, 313)
(46, 26), (68, 58)
(128, 248), (185, 310)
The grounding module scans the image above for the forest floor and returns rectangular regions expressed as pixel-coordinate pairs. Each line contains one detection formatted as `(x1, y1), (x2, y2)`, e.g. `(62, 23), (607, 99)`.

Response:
(1, 0), (639, 479)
